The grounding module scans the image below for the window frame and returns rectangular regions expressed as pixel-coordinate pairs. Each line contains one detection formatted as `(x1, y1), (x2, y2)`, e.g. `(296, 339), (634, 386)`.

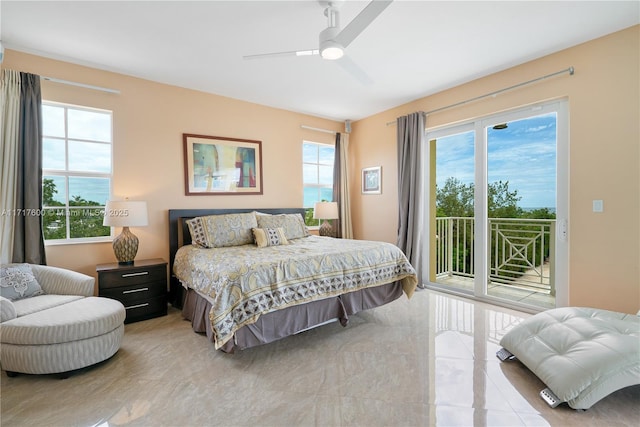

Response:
(41, 101), (114, 245)
(424, 99), (569, 310)
(302, 140), (335, 227)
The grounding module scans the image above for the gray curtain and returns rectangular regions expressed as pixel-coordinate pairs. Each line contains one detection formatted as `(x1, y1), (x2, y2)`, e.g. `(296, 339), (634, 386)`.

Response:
(12, 72), (46, 264)
(332, 132), (343, 237)
(332, 132), (353, 239)
(397, 112), (425, 286)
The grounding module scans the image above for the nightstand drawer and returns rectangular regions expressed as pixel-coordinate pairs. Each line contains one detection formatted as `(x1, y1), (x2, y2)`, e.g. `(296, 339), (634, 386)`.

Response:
(98, 265), (166, 288)
(123, 295), (167, 323)
(99, 281), (166, 303)
(97, 258), (168, 324)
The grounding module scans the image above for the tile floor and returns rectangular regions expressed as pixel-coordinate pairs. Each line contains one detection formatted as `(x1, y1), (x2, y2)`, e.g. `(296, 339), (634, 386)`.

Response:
(1, 289), (638, 426)
(435, 275), (556, 310)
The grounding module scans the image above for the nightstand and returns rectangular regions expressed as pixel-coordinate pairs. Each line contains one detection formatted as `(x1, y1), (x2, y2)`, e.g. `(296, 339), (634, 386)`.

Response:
(96, 258), (168, 324)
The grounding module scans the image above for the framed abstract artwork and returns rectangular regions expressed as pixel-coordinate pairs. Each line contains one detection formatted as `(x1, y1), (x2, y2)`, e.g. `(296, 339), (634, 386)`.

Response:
(183, 134), (263, 195)
(362, 166), (381, 194)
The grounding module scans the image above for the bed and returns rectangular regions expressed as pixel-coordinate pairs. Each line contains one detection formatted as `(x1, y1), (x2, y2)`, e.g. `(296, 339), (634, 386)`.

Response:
(168, 208), (418, 352)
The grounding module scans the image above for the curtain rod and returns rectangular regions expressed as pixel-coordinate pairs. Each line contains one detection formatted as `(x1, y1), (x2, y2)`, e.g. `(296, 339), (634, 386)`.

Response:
(42, 76), (120, 94)
(300, 125), (337, 135)
(386, 66), (574, 126)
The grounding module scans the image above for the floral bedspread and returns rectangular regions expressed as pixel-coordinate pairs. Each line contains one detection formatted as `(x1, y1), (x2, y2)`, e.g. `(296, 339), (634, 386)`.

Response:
(173, 235), (418, 349)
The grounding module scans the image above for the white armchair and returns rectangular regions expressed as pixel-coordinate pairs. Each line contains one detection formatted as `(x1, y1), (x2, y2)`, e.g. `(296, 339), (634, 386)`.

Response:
(1, 264), (95, 324)
(0, 296), (16, 323)
(29, 264), (95, 297)
(1, 264), (125, 376)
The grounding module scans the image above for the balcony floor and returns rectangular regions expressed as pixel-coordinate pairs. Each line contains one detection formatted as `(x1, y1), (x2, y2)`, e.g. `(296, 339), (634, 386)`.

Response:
(434, 275), (555, 310)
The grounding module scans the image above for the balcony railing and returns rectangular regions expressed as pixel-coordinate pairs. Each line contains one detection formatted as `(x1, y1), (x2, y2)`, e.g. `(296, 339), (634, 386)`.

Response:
(435, 217), (555, 295)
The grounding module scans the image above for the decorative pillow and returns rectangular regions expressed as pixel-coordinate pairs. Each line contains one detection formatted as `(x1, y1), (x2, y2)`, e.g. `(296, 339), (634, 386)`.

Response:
(256, 213), (310, 240)
(186, 212), (258, 248)
(0, 264), (44, 301)
(186, 217), (208, 247)
(252, 227), (289, 248)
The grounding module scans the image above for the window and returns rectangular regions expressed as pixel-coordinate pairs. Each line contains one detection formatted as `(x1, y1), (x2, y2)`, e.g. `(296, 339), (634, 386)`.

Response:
(302, 141), (334, 226)
(42, 102), (112, 242)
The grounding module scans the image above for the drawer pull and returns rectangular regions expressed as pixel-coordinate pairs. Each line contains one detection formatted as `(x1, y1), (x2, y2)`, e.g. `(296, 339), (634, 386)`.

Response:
(125, 303), (150, 310)
(122, 287), (149, 294)
(121, 271), (149, 278)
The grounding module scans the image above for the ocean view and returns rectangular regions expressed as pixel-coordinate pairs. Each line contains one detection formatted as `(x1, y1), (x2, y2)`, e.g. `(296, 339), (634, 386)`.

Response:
(44, 175), (110, 206)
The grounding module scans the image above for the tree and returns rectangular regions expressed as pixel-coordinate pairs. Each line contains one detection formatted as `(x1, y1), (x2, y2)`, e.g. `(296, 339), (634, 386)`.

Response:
(487, 180), (522, 218)
(42, 178), (65, 239)
(43, 178), (63, 207)
(70, 195), (90, 206)
(436, 177), (523, 218)
(304, 208), (318, 227)
(436, 177), (474, 217)
(42, 179), (109, 240)
(521, 207), (556, 220)
(436, 177), (475, 273)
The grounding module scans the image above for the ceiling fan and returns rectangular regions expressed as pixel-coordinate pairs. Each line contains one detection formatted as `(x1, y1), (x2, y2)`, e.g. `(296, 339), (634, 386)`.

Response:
(243, 0), (393, 66)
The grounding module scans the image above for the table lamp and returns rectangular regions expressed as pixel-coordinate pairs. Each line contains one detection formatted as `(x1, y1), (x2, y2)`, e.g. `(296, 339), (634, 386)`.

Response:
(313, 201), (339, 237)
(103, 200), (148, 265)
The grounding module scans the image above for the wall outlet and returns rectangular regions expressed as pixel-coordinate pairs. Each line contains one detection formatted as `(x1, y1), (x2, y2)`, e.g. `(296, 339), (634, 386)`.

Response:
(592, 200), (604, 213)
(558, 219), (568, 241)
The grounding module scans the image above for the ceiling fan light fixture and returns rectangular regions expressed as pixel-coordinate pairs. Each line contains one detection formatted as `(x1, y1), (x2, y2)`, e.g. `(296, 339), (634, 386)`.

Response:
(320, 40), (344, 60)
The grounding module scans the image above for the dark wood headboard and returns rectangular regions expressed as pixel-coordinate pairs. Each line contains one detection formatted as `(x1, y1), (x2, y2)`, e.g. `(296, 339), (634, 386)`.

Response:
(167, 208), (307, 307)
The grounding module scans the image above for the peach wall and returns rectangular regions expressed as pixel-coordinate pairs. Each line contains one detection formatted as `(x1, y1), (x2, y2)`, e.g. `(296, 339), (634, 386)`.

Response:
(2, 50), (341, 279)
(350, 26), (639, 314)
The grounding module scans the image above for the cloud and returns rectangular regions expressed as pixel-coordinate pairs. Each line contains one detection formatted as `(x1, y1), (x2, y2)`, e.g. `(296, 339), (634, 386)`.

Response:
(434, 113), (557, 208)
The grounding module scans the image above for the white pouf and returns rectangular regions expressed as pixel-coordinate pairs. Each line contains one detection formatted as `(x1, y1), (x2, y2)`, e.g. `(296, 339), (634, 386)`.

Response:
(499, 307), (640, 409)
(1, 297), (125, 375)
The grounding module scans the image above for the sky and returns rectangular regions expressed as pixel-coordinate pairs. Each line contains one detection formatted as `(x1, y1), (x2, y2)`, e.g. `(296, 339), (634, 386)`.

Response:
(435, 112), (557, 209)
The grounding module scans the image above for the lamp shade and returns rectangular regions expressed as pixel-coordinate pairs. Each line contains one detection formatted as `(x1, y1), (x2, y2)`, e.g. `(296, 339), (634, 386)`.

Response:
(103, 200), (148, 227)
(313, 202), (339, 220)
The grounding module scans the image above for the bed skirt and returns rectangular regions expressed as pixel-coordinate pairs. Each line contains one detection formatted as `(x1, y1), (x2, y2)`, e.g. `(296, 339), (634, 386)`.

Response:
(181, 281), (404, 352)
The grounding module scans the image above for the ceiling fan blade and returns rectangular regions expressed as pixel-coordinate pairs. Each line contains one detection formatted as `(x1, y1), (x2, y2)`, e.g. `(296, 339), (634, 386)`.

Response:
(243, 49), (319, 60)
(336, 56), (374, 86)
(334, 0), (393, 48)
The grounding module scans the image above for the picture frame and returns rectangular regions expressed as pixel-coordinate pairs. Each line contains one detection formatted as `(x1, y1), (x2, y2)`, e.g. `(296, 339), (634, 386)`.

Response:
(183, 133), (263, 195)
(362, 166), (382, 194)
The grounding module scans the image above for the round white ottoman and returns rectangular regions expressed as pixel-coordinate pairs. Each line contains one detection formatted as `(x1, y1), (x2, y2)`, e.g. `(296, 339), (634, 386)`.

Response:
(1, 297), (125, 376)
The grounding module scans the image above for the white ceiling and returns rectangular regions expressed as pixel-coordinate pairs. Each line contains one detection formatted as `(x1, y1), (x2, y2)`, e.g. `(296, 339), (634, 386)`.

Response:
(2, 1), (638, 121)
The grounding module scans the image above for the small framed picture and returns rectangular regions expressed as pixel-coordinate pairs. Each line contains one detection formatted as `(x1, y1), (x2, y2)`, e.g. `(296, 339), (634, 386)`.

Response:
(362, 166), (381, 194)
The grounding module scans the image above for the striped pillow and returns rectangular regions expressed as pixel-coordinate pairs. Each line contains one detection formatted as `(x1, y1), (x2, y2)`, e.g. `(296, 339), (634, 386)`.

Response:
(252, 227), (289, 247)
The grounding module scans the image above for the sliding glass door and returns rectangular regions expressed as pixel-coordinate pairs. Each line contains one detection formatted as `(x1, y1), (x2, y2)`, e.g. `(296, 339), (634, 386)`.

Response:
(429, 125), (476, 293)
(426, 100), (568, 311)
